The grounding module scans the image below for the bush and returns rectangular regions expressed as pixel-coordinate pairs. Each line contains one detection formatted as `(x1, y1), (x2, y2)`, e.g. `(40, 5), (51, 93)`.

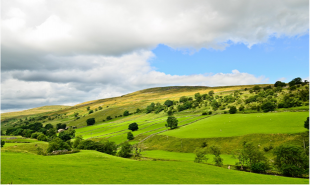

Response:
(77, 140), (97, 150)
(263, 145), (273, 152)
(123, 110), (129, 116)
(202, 112), (207, 115)
(89, 110), (93, 114)
(31, 132), (43, 139)
(118, 142), (132, 158)
(261, 102), (276, 112)
(273, 145), (308, 177)
(229, 106), (237, 114)
(128, 122), (139, 131)
(106, 116), (112, 120)
(239, 105), (245, 111)
(86, 118), (95, 126)
(37, 134), (47, 141)
(96, 140), (117, 155)
(166, 116), (178, 129)
(1, 140), (5, 147)
(208, 111), (212, 115)
(251, 162), (269, 173)
(47, 137), (71, 153)
(127, 132), (134, 140)
(73, 135), (83, 148)
(194, 148), (208, 163)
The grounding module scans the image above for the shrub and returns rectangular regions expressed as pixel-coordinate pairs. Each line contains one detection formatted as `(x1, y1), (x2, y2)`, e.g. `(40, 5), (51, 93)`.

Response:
(106, 116), (112, 120)
(128, 122), (139, 131)
(202, 112), (207, 115)
(117, 142), (132, 158)
(89, 110), (93, 114)
(86, 118), (95, 126)
(96, 140), (117, 155)
(261, 102), (276, 112)
(194, 148), (208, 163)
(47, 137), (71, 153)
(127, 132), (134, 140)
(273, 145), (308, 177)
(31, 132), (43, 139)
(37, 134), (47, 141)
(239, 105), (245, 111)
(251, 162), (269, 173)
(73, 135), (83, 148)
(208, 111), (212, 115)
(123, 110), (129, 116)
(77, 140), (97, 150)
(166, 116), (178, 129)
(229, 106), (237, 114)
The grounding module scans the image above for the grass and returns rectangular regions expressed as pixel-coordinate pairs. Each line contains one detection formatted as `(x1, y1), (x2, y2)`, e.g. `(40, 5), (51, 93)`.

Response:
(141, 150), (239, 165)
(2, 142), (48, 154)
(1, 151), (308, 184)
(161, 112), (309, 138)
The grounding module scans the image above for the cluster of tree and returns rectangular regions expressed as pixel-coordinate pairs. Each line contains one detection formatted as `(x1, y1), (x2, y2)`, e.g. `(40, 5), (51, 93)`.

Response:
(194, 144), (223, 167)
(235, 140), (309, 177)
(6, 122), (56, 139)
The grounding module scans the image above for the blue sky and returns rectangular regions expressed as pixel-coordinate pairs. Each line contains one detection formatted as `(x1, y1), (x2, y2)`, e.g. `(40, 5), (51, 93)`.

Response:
(1, 0), (309, 112)
(151, 34), (309, 83)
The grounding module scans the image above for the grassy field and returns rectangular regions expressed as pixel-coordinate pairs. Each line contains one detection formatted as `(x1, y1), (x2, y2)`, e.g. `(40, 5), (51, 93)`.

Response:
(161, 112), (309, 138)
(2, 151), (308, 184)
(141, 150), (239, 165)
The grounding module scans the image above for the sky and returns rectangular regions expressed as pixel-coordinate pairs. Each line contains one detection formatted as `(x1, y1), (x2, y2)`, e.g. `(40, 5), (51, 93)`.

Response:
(1, 0), (309, 113)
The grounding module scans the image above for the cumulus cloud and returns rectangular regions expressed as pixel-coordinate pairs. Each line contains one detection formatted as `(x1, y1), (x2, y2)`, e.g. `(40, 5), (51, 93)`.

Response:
(2, 51), (268, 112)
(1, 0), (307, 112)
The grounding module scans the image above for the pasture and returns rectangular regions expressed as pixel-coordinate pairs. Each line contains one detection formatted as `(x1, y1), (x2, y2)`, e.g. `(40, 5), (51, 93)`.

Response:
(1, 150), (308, 184)
(161, 112), (309, 138)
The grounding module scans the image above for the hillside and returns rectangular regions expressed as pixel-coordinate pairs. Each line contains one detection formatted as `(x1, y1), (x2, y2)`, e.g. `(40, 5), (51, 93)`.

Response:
(2, 81), (309, 183)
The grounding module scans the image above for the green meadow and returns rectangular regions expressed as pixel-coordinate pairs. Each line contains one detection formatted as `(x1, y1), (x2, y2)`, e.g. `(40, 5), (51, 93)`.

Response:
(2, 151), (308, 184)
(162, 112), (309, 138)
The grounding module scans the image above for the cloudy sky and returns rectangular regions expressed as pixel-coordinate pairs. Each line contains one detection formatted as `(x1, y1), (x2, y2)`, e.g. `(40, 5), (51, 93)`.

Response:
(1, 0), (309, 113)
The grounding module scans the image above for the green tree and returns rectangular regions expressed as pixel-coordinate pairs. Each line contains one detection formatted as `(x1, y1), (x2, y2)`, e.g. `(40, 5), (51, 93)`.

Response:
(164, 100), (174, 107)
(166, 116), (178, 129)
(253, 85), (261, 91)
(74, 112), (79, 117)
(59, 129), (75, 141)
(273, 145), (308, 177)
(89, 110), (93, 114)
(210, 145), (223, 167)
(208, 90), (214, 96)
(128, 122), (139, 131)
(195, 93), (203, 103)
(44, 123), (54, 130)
(106, 116), (112, 120)
(304, 117), (309, 130)
(86, 118), (95, 126)
(1, 140), (5, 147)
(194, 148), (208, 163)
(238, 142), (267, 172)
(47, 137), (71, 153)
(98, 106), (103, 110)
(239, 105), (245, 111)
(46, 128), (57, 138)
(37, 134), (47, 141)
(127, 132), (134, 140)
(261, 101), (276, 112)
(87, 106), (90, 111)
(274, 81), (286, 87)
(229, 106), (237, 114)
(123, 110), (130, 116)
(179, 96), (188, 103)
(117, 142), (132, 158)
(73, 135), (83, 148)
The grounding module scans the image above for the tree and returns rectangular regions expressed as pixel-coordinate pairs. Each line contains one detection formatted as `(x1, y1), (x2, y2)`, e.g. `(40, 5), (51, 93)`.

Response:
(46, 128), (57, 138)
(47, 137), (71, 153)
(194, 148), (208, 163)
(1, 140), (5, 147)
(96, 140), (117, 155)
(195, 93), (203, 103)
(210, 146), (223, 167)
(74, 113), (79, 117)
(274, 81), (286, 87)
(89, 110), (93, 114)
(44, 123), (54, 130)
(128, 122), (139, 131)
(59, 129), (75, 141)
(106, 116), (112, 120)
(127, 132), (134, 140)
(37, 134), (47, 141)
(87, 106), (90, 111)
(86, 118), (95, 126)
(208, 90), (214, 96)
(73, 135), (83, 148)
(123, 110), (129, 116)
(229, 106), (237, 114)
(164, 100), (174, 107)
(56, 123), (66, 130)
(179, 96), (188, 103)
(261, 101), (276, 112)
(238, 142), (267, 172)
(304, 117), (309, 130)
(253, 85), (261, 91)
(239, 105), (245, 111)
(166, 116), (178, 129)
(117, 142), (132, 158)
(98, 106), (103, 110)
(273, 145), (308, 177)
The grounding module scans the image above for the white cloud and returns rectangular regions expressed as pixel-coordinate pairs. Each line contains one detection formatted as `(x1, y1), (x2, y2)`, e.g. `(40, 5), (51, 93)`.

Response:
(1, 0), (307, 112)
(2, 51), (268, 112)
